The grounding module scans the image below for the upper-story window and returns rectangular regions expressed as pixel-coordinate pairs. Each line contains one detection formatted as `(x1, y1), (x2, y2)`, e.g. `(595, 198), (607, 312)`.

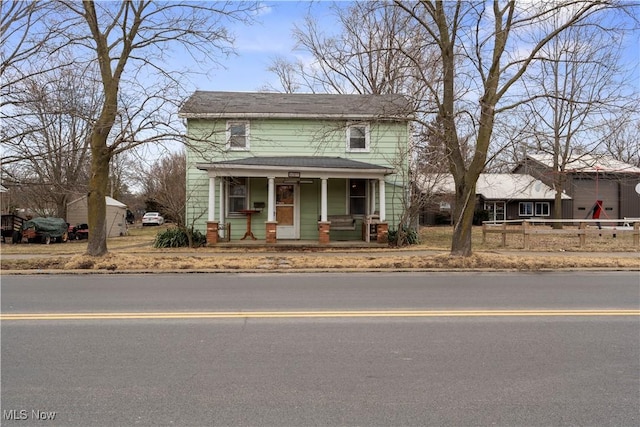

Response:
(227, 121), (249, 150)
(346, 122), (370, 152)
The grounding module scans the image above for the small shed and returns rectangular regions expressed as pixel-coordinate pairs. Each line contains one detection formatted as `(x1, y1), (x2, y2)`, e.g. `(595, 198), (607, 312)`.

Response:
(67, 196), (128, 237)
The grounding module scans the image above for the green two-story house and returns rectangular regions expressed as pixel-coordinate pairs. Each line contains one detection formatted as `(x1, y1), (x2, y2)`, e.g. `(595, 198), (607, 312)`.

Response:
(179, 91), (413, 245)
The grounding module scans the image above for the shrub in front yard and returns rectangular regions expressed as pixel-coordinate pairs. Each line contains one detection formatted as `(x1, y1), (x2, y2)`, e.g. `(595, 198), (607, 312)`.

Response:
(153, 228), (206, 248)
(388, 226), (420, 247)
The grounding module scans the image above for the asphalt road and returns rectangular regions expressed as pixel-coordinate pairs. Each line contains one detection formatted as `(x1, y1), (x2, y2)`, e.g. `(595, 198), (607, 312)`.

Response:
(1, 272), (639, 426)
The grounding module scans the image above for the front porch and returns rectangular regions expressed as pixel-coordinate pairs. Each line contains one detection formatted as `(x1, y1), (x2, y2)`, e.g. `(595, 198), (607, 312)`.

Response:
(197, 157), (395, 246)
(205, 216), (389, 246)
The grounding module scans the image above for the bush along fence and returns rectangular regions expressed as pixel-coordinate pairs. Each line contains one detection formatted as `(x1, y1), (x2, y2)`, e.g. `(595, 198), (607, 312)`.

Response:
(482, 219), (640, 250)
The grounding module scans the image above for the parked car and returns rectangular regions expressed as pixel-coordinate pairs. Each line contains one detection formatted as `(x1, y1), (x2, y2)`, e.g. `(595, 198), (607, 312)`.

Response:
(21, 217), (69, 244)
(142, 212), (164, 226)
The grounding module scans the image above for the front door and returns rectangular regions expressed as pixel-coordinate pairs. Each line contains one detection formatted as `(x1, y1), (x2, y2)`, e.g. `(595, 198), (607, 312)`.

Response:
(276, 183), (299, 239)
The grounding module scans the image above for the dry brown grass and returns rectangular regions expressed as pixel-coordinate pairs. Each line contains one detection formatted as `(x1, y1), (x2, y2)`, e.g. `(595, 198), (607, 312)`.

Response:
(2, 251), (637, 272)
(421, 226), (639, 252)
(1, 225), (637, 272)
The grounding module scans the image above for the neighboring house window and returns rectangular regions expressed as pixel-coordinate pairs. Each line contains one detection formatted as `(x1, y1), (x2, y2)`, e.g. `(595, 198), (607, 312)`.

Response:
(349, 179), (367, 215)
(535, 202), (550, 216)
(227, 121), (249, 150)
(346, 122), (370, 152)
(519, 202), (533, 216)
(228, 178), (248, 214)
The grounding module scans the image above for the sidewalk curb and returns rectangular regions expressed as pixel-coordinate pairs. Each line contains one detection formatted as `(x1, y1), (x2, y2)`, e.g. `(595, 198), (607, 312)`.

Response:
(2, 267), (638, 275)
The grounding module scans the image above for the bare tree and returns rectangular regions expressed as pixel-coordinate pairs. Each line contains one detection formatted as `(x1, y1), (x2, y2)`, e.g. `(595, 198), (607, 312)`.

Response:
(515, 19), (635, 227)
(263, 55), (304, 94)
(601, 119), (640, 167)
(141, 151), (186, 227)
(0, 1), (81, 116)
(1, 56), (99, 217)
(268, 1), (435, 97)
(394, 0), (632, 256)
(34, 1), (260, 256)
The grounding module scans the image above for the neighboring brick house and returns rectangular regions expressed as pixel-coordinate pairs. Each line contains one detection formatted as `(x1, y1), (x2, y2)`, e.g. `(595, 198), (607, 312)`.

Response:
(513, 154), (640, 220)
(179, 91), (413, 244)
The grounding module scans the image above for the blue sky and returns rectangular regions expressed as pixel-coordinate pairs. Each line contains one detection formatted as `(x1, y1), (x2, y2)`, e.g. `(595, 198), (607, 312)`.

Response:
(192, 1), (335, 92)
(189, 0), (638, 94)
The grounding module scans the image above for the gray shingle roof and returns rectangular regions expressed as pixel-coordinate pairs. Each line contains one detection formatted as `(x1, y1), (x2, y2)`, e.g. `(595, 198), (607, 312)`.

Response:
(211, 156), (389, 170)
(179, 91), (413, 120)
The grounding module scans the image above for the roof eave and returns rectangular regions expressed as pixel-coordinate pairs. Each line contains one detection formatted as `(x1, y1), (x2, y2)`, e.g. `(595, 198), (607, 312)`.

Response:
(195, 162), (394, 178)
(179, 112), (411, 121)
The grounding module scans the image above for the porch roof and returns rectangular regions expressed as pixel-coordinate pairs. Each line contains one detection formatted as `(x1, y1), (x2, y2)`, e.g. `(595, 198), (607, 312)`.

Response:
(196, 156), (394, 179)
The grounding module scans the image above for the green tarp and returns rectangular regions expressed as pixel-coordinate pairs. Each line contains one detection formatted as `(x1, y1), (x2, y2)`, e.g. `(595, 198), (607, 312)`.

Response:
(23, 217), (68, 237)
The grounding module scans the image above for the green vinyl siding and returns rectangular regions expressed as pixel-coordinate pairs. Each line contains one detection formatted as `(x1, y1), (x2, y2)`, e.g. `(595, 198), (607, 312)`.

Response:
(186, 119), (406, 168)
(298, 181), (320, 239)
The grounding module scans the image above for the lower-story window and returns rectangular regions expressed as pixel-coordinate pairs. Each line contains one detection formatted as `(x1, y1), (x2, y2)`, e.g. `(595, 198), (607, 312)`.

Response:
(535, 202), (550, 216)
(228, 177), (248, 214)
(349, 179), (367, 215)
(519, 202), (533, 216)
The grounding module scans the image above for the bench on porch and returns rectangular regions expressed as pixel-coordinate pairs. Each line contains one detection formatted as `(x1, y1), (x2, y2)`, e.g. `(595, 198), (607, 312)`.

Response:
(327, 215), (356, 231)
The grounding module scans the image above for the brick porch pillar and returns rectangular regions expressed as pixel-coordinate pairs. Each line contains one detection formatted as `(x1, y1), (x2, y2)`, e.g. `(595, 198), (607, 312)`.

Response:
(376, 223), (388, 244)
(206, 221), (219, 246)
(266, 221), (278, 244)
(318, 221), (331, 245)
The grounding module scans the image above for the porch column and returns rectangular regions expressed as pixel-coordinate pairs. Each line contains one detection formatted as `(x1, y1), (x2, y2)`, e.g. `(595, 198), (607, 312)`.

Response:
(378, 178), (386, 222)
(266, 177), (277, 243)
(206, 176), (219, 245)
(208, 177), (216, 221)
(267, 177), (275, 222)
(318, 178), (330, 244)
(320, 178), (328, 222)
(370, 180), (377, 215)
(219, 178), (225, 238)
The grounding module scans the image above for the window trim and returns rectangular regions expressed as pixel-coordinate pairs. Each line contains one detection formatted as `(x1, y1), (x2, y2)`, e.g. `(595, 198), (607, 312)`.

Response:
(348, 178), (367, 216)
(227, 177), (249, 215)
(519, 201), (533, 217)
(226, 121), (250, 151)
(535, 202), (550, 217)
(346, 122), (370, 152)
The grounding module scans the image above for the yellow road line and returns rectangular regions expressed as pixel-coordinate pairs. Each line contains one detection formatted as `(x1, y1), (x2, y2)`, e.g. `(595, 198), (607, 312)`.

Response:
(1, 310), (639, 321)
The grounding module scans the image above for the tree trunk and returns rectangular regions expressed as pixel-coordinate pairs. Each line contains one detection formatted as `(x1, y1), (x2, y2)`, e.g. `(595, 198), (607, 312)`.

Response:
(56, 195), (68, 219)
(86, 141), (110, 256)
(450, 183), (476, 257)
(553, 180), (564, 229)
(551, 164), (567, 229)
